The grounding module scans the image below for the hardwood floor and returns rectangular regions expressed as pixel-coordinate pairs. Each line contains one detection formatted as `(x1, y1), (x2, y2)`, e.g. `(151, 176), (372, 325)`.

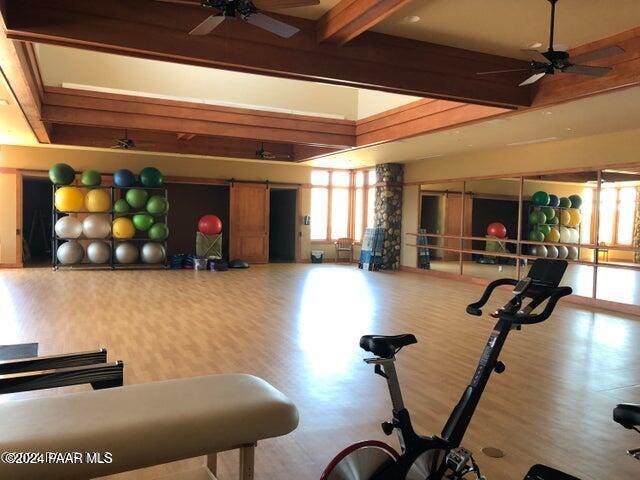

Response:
(0, 264), (638, 480)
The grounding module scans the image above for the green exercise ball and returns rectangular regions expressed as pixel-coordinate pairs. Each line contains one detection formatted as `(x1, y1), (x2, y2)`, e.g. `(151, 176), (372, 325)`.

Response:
(146, 195), (168, 214)
(538, 225), (551, 237)
(528, 211), (539, 224)
(139, 167), (163, 188)
(541, 206), (555, 220)
(569, 194), (583, 209)
(536, 211), (547, 225)
(125, 188), (149, 209)
(559, 197), (571, 208)
(548, 215), (559, 225)
(548, 194), (560, 207)
(133, 213), (154, 232)
(114, 198), (130, 215)
(148, 222), (169, 241)
(531, 191), (550, 206)
(49, 163), (75, 185)
(529, 229), (545, 242)
(80, 170), (101, 187)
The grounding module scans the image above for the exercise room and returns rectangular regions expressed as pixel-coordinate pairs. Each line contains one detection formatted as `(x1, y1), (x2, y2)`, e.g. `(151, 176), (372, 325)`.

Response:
(0, 1), (639, 479)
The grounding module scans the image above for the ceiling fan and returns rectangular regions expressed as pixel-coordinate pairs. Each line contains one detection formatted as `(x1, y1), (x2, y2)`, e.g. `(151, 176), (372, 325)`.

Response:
(477, 0), (625, 86)
(160, 0), (318, 38)
(256, 143), (291, 160)
(111, 130), (136, 150)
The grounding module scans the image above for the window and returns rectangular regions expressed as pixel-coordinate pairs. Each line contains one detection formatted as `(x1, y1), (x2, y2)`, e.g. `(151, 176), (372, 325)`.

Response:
(598, 187), (637, 246)
(366, 169), (376, 229)
(580, 188), (593, 244)
(354, 172), (364, 242)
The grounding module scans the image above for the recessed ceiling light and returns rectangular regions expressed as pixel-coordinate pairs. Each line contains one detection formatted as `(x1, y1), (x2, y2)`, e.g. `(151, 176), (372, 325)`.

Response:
(565, 127), (573, 131)
(0, 99), (9, 106)
(543, 111), (553, 115)
(403, 15), (421, 23)
(466, 144), (474, 147)
(528, 42), (543, 49)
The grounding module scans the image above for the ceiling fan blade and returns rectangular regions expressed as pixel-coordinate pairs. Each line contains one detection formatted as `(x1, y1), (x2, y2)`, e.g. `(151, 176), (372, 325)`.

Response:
(570, 45), (625, 64)
(519, 72), (547, 86)
(563, 64), (611, 77)
(245, 12), (300, 38)
(521, 49), (549, 63)
(189, 15), (226, 35)
(254, 0), (319, 8)
(477, 68), (531, 75)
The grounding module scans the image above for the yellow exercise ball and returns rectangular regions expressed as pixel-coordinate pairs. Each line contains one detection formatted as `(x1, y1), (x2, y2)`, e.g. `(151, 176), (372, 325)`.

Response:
(546, 227), (561, 243)
(559, 209), (571, 226)
(568, 208), (581, 227)
(54, 186), (84, 212)
(112, 217), (136, 239)
(85, 188), (111, 212)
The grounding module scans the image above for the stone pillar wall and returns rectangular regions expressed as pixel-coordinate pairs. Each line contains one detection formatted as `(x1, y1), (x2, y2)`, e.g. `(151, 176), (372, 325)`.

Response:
(374, 163), (404, 270)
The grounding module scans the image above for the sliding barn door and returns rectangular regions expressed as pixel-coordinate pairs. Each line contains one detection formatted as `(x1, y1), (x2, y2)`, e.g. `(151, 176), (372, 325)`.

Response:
(230, 183), (269, 264)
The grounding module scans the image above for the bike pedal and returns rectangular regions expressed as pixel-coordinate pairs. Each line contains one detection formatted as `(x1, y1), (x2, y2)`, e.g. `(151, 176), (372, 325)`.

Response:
(446, 447), (472, 474)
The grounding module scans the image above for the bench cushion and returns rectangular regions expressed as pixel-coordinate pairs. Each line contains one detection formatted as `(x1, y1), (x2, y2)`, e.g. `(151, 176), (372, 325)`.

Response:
(0, 374), (299, 479)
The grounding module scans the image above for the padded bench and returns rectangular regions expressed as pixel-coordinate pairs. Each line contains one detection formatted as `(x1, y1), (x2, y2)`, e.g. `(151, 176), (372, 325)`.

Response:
(0, 374), (299, 479)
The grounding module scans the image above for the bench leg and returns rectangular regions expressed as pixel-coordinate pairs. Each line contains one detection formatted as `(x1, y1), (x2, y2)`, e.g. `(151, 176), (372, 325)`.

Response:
(239, 443), (255, 480)
(206, 453), (217, 477)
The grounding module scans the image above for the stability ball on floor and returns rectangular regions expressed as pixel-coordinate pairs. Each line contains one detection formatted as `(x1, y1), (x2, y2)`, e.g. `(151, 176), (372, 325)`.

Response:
(115, 242), (139, 264)
(55, 216), (83, 239)
(57, 241), (84, 264)
(85, 188), (111, 212)
(83, 214), (111, 239)
(87, 241), (111, 264)
(486, 222), (506, 239)
(141, 242), (165, 264)
(55, 186), (84, 212)
(49, 163), (75, 185)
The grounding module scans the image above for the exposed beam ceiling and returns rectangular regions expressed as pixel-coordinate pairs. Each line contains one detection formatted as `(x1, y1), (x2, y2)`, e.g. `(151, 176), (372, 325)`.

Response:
(0, 0), (532, 108)
(317, 0), (413, 45)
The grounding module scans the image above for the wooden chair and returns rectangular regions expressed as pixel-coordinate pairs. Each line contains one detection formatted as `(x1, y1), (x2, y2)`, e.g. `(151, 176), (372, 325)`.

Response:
(334, 238), (355, 263)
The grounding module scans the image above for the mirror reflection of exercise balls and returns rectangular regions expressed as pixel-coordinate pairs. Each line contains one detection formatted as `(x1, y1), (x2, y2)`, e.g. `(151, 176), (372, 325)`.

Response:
(559, 209), (571, 226)
(126, 189), (149, 209)
(141, 242), (165, 264)
(114, 199), (130, 216)
(48, 163), (75, 185)
(55, 187), (84, 212)
(57, 241), (84, 264)
(148, 223), (169, 241)
(567, 246), (579, 260)
(83, 214), (111, 239)
(569, 228), (580, 244)
(557, 245), (569, 259)
(546, 227), (560, 243)
(559, 227), (572, 243)
(146, 195), (168, 214)
(132, 213), (154, 232)
(87, 241), (111, 264)
(568, 208), (581, 227)
(115, 242), (139, 264)
(139, 167), (163, 188)
(546, 245), (559, 259)
(85, 189), (111, 212)
(530, 245), (548, 257)
(112, 217), (136, 239)
(55, 216), (83, 239)
(113, 169), (136, 188)
(80, 170), (101, 187)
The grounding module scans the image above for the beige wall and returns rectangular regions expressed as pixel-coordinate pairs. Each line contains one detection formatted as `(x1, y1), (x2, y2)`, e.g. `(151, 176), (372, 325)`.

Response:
(0, 172), (18, 265)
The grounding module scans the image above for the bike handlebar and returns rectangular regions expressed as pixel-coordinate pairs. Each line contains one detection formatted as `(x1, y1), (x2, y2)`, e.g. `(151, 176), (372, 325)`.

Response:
(499, 286), (573, 324)
(465, 278), (518, 316)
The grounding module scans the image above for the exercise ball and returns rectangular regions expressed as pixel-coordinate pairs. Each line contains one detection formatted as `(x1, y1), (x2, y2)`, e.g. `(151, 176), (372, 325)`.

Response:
(55, 216), (83, 239)
(126, 188), (148, 209)
(546, 227), (561, 243)
(530, 245), (548, 258)
(531, 191), (550, 206)
(548, 215), (559, 225)
(139, 167), (163, 188)
(132, 213), (154, 231)
(80, 170), (101, 187)
(86, 241), (111, 264)
(559, 210), (571, 226)
(49, 163), (75, 185)
(528, 211), (539, 224)
(85, 188), (111, 212)
(541, 206), (555, 221)
(198, 215), (223, 236)
(547, 245), (559, 259)
(115, 242), (139, 264)
(559, 197), (571, 208)
(538, 225), (551, 237)
(559, 226), (572, 243)
(146, 195), (168, 214)
(569, 228), (580, 244)
(112, 217), (136, 239)
(568, 208), (581, 227)
(55, 186), (84, 212)
(83, 214), (111, 239)
(536, 211), (547, 225)
(141, 242), (165, 264)
(557, 245), (568, 259)
(569, 194), (582, 209)
(114, 198), (130, 215)
(148, 222), (169, 241)
(113, 169), (136, 188)
(57, 241), (84, 264)
(529, 230), (544, 242)
(567, 246), (579, 260)
(548, 194), (560, 207)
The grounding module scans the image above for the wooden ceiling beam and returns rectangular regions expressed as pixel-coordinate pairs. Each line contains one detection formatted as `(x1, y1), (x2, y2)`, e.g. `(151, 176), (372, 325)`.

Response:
(1, 0), (532, 108)
(317, 0), (413, 45)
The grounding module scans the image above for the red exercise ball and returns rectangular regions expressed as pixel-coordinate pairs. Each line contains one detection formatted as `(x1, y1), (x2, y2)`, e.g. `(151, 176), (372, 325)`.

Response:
(487, 222), (507, 238)
(198, 215), (223, 235)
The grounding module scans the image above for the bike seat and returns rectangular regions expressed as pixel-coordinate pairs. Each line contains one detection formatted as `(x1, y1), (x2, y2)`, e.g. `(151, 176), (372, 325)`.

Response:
(359, 334), (417, 358)
(613, 403), (640, 429)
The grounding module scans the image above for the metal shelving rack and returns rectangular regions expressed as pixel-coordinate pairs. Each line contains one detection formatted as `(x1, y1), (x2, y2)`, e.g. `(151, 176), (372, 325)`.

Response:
(52, 185), (169, 271)
(527, 203), (581, 257)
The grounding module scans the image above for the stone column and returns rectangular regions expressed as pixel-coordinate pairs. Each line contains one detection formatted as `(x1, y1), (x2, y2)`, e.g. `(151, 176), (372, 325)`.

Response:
(374, 163), (404, 270)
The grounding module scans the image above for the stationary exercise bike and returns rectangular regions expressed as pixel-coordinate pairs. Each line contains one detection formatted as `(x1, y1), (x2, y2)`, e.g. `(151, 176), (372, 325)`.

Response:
(321, 259), (572, 480)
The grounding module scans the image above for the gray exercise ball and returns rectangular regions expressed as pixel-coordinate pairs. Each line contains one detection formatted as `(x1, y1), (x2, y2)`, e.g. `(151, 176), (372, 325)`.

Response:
(567, 246), (579, 260)
(83, 214), (111, 239)
(55, 216), (83, 239)
(530, 245), (548, 258)
(141, 242), (165, 264)
(557, 245), (569, 259)
(115, 242), (139, 264)
(546, 245), (559, 259)
(57, 241), (84, 264)
(87, 241), (111, 264)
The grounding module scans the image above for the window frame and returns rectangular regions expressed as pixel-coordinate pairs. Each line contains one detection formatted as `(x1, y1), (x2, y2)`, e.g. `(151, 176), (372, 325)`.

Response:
(600, 186), (638, 247)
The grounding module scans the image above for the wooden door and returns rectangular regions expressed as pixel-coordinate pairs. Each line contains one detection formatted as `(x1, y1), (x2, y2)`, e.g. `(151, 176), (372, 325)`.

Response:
(443, 194), (472, 261)
(230, 183), (269, 263)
